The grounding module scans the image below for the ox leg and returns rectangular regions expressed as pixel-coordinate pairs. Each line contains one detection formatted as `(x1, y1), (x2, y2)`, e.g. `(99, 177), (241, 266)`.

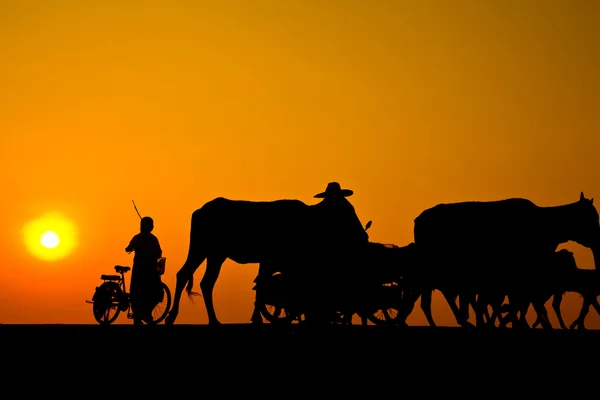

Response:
(459, 290), (484, 327)
(200, 256), (226, 326)
(456, 292), (477, 328)
(591, 297), (600, 316)
(474, 294), (492, 328)
(251, 304), (263, 324)
(251, 285), (263, 324)
(165, 256), (204, 326)
(532, 301), (552, 330)
(479, 291), (503, 327)
(251, 264), (269, 325)
(441, 291), (474, 328)
(476, 293), (492, 325)
(499, 295), (518, 328)
(571, 296), (594, 330)
(489, 303), (505, 328)
(516, 302), (532, 329)
(466, 292), (487, 328)
(505, 292), (530, 329)
(532, 312), (544, 329)
(400, 289), (418, 319)
(359, 311), (368, 327)
(396, 289), (419, 325)
(552, 292), (567, 330)
(420, 289), (437, 327)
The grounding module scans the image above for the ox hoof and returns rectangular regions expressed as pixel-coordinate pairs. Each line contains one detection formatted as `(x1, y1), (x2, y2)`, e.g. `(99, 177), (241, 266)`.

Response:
(164, 313), (176, 326)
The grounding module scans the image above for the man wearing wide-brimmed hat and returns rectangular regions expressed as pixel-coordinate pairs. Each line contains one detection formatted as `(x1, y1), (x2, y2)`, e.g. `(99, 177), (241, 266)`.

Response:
(313, 181), (355, 200)
(312, 181), (368, 245)
(303, 182), (370, 322)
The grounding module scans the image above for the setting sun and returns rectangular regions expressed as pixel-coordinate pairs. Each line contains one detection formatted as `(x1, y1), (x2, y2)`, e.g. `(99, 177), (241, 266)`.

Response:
(40, 230), (60, 249)
(23, 213), (78, 262)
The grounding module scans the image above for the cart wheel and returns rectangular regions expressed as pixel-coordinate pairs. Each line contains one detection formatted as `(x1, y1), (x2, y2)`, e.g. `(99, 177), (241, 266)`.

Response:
(259, 302), (296, 324)
(254, 272), (298, 324)
(367, 307), (403, 326)
(366, 280), (405, 326)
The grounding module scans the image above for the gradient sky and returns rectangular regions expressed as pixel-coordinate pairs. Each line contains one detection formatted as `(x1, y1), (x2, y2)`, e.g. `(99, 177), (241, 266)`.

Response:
(1, 0), (598, 327)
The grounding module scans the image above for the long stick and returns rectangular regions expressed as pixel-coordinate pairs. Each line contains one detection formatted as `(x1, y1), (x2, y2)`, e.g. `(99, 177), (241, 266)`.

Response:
(132, 200), (142, 219)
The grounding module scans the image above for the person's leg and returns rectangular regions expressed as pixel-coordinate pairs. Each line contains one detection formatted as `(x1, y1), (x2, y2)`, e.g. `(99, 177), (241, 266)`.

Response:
(140, 273), (156, 323)
(130, 267), (144, 325)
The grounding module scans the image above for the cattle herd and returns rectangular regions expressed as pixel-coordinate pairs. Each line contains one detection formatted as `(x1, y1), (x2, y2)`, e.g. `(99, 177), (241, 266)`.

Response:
(162, 185), (600, 331)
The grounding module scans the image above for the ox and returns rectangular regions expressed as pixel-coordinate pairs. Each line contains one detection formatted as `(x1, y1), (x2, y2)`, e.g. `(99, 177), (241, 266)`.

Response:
(407, 192), (600, 328)
(165, 182), (369, 326)
(477, 249), (576, 329)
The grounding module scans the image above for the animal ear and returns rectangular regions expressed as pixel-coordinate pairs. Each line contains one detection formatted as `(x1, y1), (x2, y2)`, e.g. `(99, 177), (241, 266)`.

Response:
(592, 198), (594, 204)
(580, 192), (585, 201)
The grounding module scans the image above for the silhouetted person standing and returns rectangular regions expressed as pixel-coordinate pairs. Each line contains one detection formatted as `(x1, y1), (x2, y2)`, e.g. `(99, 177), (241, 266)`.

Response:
(126, 216), (162, 325)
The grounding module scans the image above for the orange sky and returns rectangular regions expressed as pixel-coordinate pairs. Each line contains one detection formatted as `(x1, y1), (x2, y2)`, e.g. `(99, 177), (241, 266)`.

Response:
(1, 0), (599, 327)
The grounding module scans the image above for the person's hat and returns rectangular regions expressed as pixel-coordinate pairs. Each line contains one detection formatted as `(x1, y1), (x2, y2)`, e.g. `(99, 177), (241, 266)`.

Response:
(314, 182), (354, 198)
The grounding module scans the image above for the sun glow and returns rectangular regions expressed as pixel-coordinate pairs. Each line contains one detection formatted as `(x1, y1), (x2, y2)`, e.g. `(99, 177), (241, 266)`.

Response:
(23, 213), (78, 261)
(40, 230), (60, 249)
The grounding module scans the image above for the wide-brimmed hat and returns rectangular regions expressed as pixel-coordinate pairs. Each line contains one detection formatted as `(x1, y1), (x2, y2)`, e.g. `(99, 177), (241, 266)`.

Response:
(314, 182), (354, 198)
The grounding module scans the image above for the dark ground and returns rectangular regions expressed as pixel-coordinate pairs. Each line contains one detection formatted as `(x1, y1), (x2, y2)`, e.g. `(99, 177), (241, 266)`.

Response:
(3, 321), (600, 337)
(4, 323), (600, 351)
(2, 323), (597, 394)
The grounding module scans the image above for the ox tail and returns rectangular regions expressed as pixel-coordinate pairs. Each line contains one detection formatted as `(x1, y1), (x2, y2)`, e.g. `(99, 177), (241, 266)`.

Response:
(186, 274), (202, 301)
(181, 208), (206, 302)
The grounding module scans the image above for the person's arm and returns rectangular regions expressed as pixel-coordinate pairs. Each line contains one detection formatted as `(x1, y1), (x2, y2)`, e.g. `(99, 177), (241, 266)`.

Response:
(155, 236), (163, 258)
(125, 236), (136, 253)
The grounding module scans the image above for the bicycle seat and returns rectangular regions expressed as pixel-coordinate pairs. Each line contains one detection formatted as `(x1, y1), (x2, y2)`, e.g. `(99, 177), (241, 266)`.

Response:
(115, 265), (131, 274)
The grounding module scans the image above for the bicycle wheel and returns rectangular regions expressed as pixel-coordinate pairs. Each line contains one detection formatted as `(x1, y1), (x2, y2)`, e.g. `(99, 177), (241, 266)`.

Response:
(149, 281), (171, 325)
(92, 282), (122, 325)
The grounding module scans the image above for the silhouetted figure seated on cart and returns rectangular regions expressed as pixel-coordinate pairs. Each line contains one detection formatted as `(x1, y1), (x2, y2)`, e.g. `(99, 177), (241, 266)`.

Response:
(299, 182), (371, 323)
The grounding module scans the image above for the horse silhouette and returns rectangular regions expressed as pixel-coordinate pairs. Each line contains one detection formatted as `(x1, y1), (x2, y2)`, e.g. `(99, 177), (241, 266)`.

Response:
(408, 192), (600, 327)
(165, 188), (369, 326)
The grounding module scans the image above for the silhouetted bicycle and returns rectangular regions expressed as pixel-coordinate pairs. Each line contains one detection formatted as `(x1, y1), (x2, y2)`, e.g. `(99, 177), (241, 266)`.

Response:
(86, 260), (171, 325)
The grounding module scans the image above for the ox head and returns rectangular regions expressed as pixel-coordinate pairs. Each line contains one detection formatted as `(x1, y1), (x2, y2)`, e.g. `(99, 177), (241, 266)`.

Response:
(570, 192), (600, 270)
(552, 249), (577, 273)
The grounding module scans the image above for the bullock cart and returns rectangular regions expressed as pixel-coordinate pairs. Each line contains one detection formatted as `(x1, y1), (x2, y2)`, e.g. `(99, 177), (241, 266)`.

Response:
(253, 241), (416, 326)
